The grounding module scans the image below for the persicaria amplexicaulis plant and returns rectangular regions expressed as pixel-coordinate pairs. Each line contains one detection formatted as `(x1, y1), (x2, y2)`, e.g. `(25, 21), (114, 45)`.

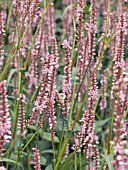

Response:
(0, 0), (127, 170)
(0, 81), (11, 156)
(33, 147), (41, 170)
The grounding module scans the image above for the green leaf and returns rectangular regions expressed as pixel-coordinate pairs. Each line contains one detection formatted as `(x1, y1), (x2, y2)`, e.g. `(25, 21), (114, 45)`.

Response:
(0, 158), (23, 170)
(7, 69), (18, 87)
(42, 149), (56, 154)
(6, 68), (25, 87)
(83, 6), (90, 15)
(30, 83), (40, 103)
(58, 152), (75, 170)
(62, 4), (74, 20)
(73, 122), (80, 132)
(45, 164), (53, 170)
(40, 156), (47, 165)
(95, 118), (109, 127)
(97, 35), (104, 44)
(57, 118), (68, 131)
(28, 125), (59, 143)
(55, 136), (70, 170)
(95, 119), (109, 132)
(101, 154), (114, 170)
(27, 125), (37, 130)
(104, 35), (109, 44)
(42, 132), (59, 143)
(56, 10), (62, 20)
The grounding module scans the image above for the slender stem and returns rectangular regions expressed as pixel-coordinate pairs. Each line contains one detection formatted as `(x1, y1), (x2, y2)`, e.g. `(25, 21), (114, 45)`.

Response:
(6, 0), (13, 31)
(55, 135), (70, 170)
(14, 142), (21, 170)
(27, 150), (31, 170)
(79, 153), (82, 170)
(12, 71), (22, 140)
(52, 141), (56, 169)
(75, 153), (77, 170)
(107, 101), (114, 154)
(56, 121), (64, 163)
(22, 127), (39, 151)
(68, 54), (79, 129)
(70, 64), (89, 129)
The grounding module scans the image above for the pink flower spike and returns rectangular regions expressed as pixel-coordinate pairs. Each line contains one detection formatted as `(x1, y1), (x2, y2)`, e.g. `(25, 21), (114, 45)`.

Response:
(62, 39), (72, 118)
(0, 81), (11, 156)
(0, 166), (7, 170)
(33, 147), (41, 170)
(18, 94), (26, 137)
(49, 91), (56, 140)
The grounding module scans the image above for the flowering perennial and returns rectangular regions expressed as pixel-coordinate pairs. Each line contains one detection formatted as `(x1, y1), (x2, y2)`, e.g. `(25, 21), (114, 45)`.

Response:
(62, 40), (72, 118)
(18, 94), (26, 136)
(0, 1), (127, 169)
(112, 12), (128, 169)
(33, 147), (41, 170)
(0, 81), (11, 156)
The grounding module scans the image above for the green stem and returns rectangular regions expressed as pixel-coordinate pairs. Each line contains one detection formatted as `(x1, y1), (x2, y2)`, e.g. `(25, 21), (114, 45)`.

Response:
(75, 153), (77, 170)
(107, 102), (114, 154)
(14, 142), (21, 170)
(6, 0), (13, 31)
(79, 153), (82, 170)
(27, 151), (31, 170)
(55, 135), (70, 170)
(22, 127), (39, 151)
(52, 141), (56, 169)
(68, 16), (77, 129)
(56, 121), (64, 162)
(12, 71), (22, 141)
(68, 54), (79, 129)
(70, 64), (89, 130)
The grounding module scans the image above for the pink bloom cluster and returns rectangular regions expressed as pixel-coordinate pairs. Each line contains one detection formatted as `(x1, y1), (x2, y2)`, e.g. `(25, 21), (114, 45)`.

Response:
(27, 37), (59, 140)
(111, 12), (128, 169)
(0, 11), (5, 74)
(85, 0), (97, 67)
(18, 94), (26, 137)
(46, 3), (56, 42)
(62, 0), (75, 44)
(62, 40), (72, 118)
(100, 74), (107, 111)
(0, 167), (7, 170)
(73, 73), (99, 169)
(49, 91), (56, 140)
(76, 0), (85, 79)
(33, 147), (41, 170)
(113, 14), (127, 82)
(28, 48), (39, 94)
(0, 81), (11, 156)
